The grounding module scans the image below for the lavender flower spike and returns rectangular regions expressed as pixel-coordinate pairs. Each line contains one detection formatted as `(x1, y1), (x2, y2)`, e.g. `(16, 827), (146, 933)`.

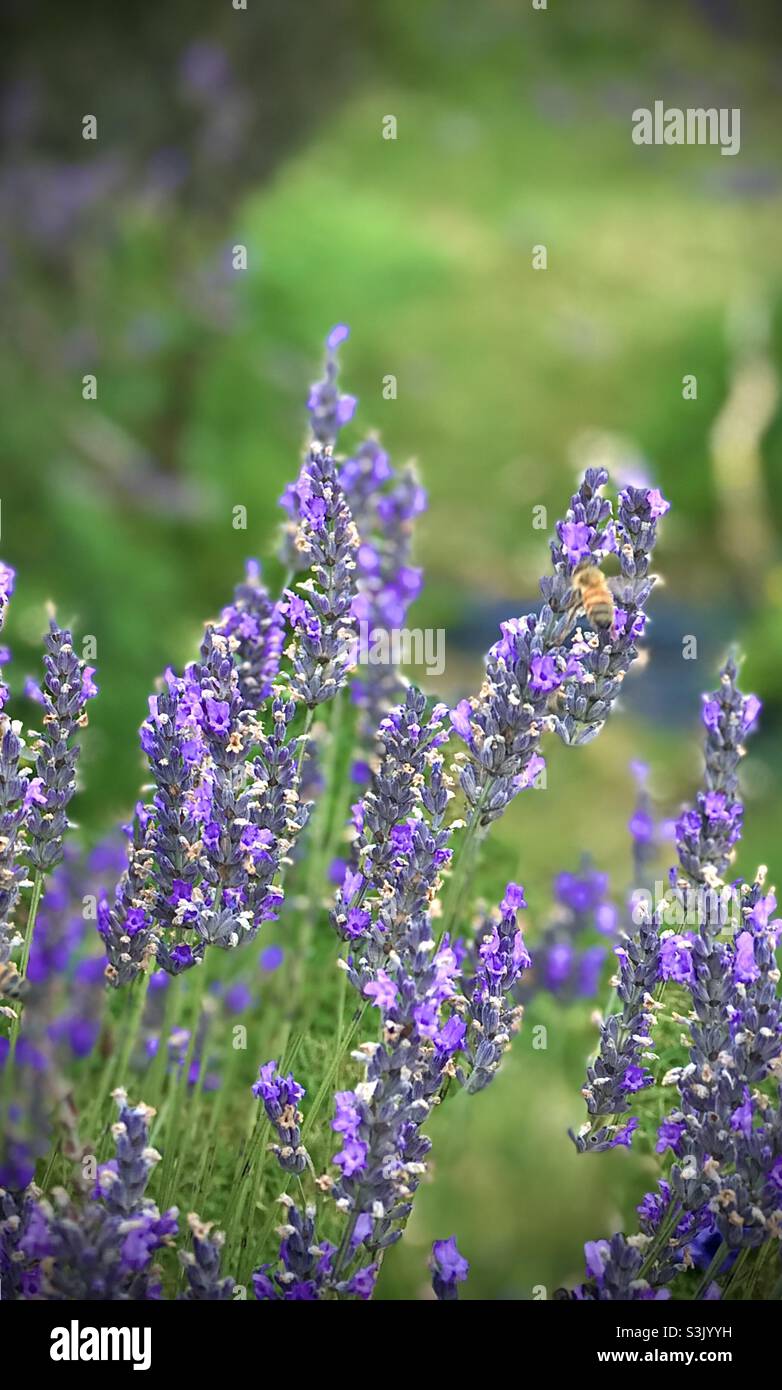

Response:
(0, 561), (16, 712)
(450, 470), (623, 828)
(0, 717), (29, 999)
(214, 559), (284, 712)
(674, 655), (759, 891)
(180, 1213), (235, 1300)
(283, 448), (359, 708)
(458, 883), (531, 1093)
(252, 1061), (309, 1174)
(306, 323), (357, 448)
(554, 483), (668, 747)
(26, 621), (98, 873)
(571, 904), (661, 1153)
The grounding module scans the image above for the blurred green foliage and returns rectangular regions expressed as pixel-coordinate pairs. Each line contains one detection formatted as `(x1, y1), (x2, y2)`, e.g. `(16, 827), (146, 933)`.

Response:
(4, 0), (782, 1297)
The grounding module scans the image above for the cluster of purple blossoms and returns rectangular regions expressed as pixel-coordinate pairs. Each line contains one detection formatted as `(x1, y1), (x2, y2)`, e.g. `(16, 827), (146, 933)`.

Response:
(282, 448), (359, 709)
(98, 808), (157, 987)
(252, 1061), (308, 1174)
(214, 559), (284, 711)
(324, 913), (465, 1264)
(305, 323), (357, 449)
(559, 1234), (670, 1302)
(568, 662), (782, 1299)
(0, 561), (15, 712)
(252, 1195), (376, 1301)
(553, 485), (668, 748)
(330, 687), (450, 944)
(457, 883), (531, 1093)
(25, 621), (98, 874)
(450, 469), (666, 829)
(674, 655), (759, 894)
(180, 1213), (235, 1300)
(101, 629), (311, 980)
(340, 437), (427, 736)
(0, 1091), (178, 1299)
(0, 716), (29, 1000)
(571, 901), (661, 1153)
(516, 863), (616, 1006)
(284, 329), (427, 735)
(430, 1235), (469, 1300)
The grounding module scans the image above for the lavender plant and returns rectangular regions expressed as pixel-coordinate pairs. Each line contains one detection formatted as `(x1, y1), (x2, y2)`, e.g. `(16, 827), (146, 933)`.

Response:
(25, 331), (782, 1308)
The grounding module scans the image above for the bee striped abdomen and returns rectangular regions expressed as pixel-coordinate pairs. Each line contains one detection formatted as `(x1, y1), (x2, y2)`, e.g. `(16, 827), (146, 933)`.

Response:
(571, 563), (615, 631)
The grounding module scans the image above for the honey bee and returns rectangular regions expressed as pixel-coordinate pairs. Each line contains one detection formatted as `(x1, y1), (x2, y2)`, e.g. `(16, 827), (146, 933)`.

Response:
(0, 960), (27, 1002)
(568, 562), (615, 631)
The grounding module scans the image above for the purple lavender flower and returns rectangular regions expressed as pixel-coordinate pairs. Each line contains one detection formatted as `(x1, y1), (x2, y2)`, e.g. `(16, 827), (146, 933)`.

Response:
(674, 657), (758, 890)
(252, 1061), (308, 1174)
(430, 1235), (469, 1300)
(26, 622), (98, 873)
(8, 1091), (179, 1300)
(283, 449), (359, 708)
(180, 1213), (235, 1300)
(458, 886), (531, 1093)
(214, 559), (284, 711)
(450, 470), (638, 829)
(306, 325), (357, 448)
(0, 717), (28, 1000)
(554, 484), (667, 747)
(330, 688), (450, 944)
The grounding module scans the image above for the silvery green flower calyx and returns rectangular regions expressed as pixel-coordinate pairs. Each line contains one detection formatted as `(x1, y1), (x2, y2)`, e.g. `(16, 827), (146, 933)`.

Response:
(282, 448), (359, 709)
(25, 620), (98, 874)
(180, 1213), (235, 1300)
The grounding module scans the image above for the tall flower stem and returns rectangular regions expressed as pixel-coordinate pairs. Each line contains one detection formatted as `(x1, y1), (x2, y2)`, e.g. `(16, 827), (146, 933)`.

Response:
(158, 962), (209, 1209)
(695, 1241), (728, 1300)
(437, 788), (489, 949)
(291, 692), (348, 1030)
(7, 871), (45, 1058)
(89, 969), (150, 1146)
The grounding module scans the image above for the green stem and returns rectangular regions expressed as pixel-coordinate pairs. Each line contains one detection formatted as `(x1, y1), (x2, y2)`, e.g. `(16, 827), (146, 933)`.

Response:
(89, 970), (150, 1145)
(695, 1240), (728, 1300)
(158, 963), (208, 1209)
(638, 1200), (681, 1282)
(7, 871), (45, 1057)
(436, 785), (490, 949)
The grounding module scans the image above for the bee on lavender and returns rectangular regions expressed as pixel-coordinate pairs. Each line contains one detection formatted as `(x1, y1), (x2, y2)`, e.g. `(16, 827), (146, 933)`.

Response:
(569, 561), (616, 631)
